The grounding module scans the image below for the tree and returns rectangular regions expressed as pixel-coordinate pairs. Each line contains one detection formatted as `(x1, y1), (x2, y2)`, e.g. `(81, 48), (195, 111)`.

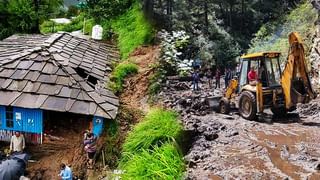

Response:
(84, 0), (134, 22)
(0, 0), (62, 35)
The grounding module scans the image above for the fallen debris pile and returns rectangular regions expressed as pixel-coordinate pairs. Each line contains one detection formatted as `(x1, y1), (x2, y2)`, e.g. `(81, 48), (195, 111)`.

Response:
(158, 79), (224, 117)
(297, 98), (320, 118)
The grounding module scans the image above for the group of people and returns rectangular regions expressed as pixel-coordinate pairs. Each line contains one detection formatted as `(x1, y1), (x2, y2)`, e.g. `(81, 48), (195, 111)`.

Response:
(8, 130), (97, 180)
(191, 67), (237, 91)
(58, 130), (97, 179)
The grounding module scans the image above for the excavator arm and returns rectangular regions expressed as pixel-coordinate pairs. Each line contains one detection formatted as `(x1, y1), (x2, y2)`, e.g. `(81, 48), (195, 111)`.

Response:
(281, 32), (316, 109)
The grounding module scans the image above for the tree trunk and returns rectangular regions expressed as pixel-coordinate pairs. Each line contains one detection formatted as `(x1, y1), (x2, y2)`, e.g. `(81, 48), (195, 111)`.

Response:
(32, 0), (40, 33)
(204, 1), (209, 34)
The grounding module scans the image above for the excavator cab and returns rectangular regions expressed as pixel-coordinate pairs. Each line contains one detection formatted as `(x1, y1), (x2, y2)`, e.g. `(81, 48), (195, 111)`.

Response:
(236, 52), (285, 120)
(239, 52), (282, 88)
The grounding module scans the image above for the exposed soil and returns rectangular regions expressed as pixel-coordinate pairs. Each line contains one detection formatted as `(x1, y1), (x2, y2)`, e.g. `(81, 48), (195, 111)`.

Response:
(27, 128), (87, 180)
(120, 45), (160, 112)
(159, 78), (320, 179)
(23, 113), (92, 180)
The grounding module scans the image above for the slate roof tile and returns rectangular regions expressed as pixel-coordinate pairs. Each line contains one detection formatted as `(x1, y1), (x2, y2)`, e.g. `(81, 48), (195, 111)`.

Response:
(0, 32), (119, 119)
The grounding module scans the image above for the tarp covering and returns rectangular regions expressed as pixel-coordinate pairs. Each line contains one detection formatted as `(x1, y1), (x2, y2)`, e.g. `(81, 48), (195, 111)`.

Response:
(0, 153), (29, 180)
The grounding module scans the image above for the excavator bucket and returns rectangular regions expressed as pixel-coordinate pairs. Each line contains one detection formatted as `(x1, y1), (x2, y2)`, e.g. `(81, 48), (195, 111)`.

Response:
(281, 32), (316, 109)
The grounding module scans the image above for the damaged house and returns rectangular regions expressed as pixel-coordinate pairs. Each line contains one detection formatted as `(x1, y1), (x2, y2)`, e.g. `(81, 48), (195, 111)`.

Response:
(0, 33), (119, 144)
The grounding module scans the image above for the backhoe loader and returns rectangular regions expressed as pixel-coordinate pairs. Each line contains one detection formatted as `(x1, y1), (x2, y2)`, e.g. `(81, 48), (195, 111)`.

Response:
(215, 32), (316, 120)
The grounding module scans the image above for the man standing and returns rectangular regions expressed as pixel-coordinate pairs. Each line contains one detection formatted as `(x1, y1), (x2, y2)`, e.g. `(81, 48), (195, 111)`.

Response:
(192, 70), (200, 91)
(84, 133), (97, 169)
(10, 131), (25, 153)
(215, 68), (221, 89)
(59, 163), (73, 180)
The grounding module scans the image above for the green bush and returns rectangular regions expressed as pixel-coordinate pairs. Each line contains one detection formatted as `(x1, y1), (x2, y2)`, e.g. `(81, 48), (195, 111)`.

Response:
(120, 143), (185, 180)
(40, 14), (94, 35)
(119, 108), (185, 179)
(112, 2), (154, 59)
(109, 62), (138, 93)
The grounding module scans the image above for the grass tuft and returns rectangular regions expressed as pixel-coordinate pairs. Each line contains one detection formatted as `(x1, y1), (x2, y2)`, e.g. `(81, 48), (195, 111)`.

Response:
(119, 108), (185, 179)
(121, 109), (182, 155)
(120, 143), (185, 180)
(109, 62), (138, 93)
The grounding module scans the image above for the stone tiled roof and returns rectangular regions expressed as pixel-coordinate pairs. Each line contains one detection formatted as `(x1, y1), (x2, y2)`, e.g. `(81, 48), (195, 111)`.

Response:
(0, 33), (119, 119)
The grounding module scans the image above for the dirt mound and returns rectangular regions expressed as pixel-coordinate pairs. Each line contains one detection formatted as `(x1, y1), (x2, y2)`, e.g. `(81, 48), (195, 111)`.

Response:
(297, 97), (320, 118)
(158, 79), (224, 117)
(120, 45), (160, 112)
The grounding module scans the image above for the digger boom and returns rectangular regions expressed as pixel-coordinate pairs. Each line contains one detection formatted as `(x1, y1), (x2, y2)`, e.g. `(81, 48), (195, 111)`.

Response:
(281, 32), (316, 109)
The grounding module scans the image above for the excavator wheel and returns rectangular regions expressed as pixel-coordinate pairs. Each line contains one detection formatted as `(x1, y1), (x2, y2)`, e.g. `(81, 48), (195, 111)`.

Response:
(219, 98), (230, 114)
(239, 91), (257, 120)
(271, 107), (287, 118)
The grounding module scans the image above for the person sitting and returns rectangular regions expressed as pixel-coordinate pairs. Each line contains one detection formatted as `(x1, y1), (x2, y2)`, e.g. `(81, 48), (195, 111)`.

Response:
(248, 67), (257, 85)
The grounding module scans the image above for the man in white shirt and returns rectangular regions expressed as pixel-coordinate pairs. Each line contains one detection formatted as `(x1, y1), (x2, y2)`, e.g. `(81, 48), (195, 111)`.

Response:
(10, 131), (25, 153)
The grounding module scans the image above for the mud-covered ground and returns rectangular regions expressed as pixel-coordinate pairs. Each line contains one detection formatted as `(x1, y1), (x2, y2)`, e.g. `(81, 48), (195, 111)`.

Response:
(159, 78), (320, 179)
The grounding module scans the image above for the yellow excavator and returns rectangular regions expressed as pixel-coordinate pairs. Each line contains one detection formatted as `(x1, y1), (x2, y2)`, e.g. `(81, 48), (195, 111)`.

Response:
(214, 32), (316, 120)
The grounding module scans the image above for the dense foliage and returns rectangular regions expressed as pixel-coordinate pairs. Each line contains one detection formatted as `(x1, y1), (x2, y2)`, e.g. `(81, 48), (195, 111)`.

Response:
(142, 0), (303, 68)
(119, 109), (185, 179)
(40, 14), (94, 35)
(0, 0), (63, 39)
(111, 3), (154, 58)
(85, 0), (133, 22)
(249, 2), (317, 62)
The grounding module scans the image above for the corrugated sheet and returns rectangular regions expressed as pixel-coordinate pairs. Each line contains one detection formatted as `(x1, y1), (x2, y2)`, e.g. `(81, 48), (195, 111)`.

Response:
(0, 107), (43, 134)
(0, 130), (41, 144)
(13, 107), (43, 134)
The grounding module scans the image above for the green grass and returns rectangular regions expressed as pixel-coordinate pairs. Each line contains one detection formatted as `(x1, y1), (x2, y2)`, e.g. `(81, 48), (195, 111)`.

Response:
(119, 108), (185, 179)
(111, 2), (154, 59)
(109, 62), (138, 93)
(249, 2), (317, 62)
(121, 109), (182, 155)
(120, 143), (185, 180)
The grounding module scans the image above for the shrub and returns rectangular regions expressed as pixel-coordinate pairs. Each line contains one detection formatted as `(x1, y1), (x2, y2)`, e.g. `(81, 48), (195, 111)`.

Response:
(120, 143), (185, 180)
(40, 14), (95, 35)
(109, 62), (138, 93)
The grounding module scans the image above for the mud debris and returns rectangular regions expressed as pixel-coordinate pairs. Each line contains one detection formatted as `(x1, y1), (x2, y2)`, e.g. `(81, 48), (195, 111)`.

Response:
(159, 78), (320, 179)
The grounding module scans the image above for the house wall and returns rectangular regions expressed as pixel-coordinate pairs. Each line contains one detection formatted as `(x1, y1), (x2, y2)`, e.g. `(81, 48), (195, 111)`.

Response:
(0, 106), (43, 144)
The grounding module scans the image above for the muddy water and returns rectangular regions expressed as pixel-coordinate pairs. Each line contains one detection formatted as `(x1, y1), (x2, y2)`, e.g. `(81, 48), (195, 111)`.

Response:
(184, 113), (320, 179)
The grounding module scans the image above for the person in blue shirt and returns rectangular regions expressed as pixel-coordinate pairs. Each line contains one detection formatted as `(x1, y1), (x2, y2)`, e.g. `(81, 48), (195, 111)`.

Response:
(58, 163), (73, 180)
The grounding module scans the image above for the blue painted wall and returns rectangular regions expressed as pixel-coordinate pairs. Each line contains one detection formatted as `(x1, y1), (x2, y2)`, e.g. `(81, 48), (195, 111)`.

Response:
(0, 106), (43, 134)
(93, 116), (104, 137)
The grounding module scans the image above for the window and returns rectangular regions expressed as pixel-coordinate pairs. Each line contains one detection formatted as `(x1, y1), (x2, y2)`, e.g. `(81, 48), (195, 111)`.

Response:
(239, 60), (249, 87)
(265, 57), (281, 86)
(6, 106), (13, 128)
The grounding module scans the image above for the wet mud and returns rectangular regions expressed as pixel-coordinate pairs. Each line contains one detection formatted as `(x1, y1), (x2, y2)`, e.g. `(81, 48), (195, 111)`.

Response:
(159, 79), (320, 179)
